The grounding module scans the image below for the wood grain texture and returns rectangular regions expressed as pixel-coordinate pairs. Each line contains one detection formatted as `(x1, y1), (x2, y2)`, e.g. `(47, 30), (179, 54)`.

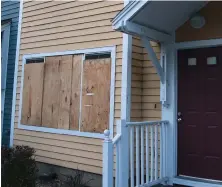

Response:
(81, 58), (111, 133)
(58, 55), (73, 129)
(21, 63), (44, 125)
(70, 55), (82, 130)
(42, 56), (61, 128)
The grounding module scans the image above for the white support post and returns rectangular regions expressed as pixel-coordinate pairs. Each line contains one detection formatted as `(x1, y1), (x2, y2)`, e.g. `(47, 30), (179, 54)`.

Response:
(103, 130), (113, 187)
(119, 119), (129, 187)
(160, 44), (168, 106)
(141, 36), (165, 83)
(161, 41), (177, 185)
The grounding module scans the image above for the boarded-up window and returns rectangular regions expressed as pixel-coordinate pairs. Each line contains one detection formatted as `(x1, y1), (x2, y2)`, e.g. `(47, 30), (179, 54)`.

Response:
(81, 58), (111, 133)
(21, 54), (111, 133)
(21, 63), (44, 126)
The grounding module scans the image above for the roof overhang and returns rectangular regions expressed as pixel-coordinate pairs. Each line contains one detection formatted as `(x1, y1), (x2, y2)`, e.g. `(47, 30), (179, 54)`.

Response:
(112, 1), (207, 42)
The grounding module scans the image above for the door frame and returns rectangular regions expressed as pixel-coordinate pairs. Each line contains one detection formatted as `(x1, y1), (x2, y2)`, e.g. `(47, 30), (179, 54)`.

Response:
(165, 38), (222, 182)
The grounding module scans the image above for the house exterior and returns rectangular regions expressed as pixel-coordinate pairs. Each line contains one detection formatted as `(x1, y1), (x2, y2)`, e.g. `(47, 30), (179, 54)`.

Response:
(11, 1), (126, 186)
(1, 0), (20, 146)
(105, 1), (222, 187)
(11, 1), (222, 187)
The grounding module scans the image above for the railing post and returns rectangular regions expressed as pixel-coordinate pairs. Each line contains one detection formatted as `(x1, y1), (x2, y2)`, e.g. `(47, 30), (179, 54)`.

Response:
(119, 119), (129, 187)
(103, 130), (113, 187)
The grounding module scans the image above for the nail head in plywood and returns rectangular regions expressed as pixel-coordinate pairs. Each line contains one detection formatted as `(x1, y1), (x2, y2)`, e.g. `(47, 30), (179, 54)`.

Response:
(81, 58), (111, 133)
(21, 63), (44, 126)
(42, 56), (61, 128)
(70, 54), (82, 130)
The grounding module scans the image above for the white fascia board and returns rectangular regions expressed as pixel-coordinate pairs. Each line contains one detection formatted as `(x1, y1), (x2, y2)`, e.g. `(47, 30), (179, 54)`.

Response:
(112, 1), (148, 29)
(112, 0), (172, 42)
(123, 21), (172, 42)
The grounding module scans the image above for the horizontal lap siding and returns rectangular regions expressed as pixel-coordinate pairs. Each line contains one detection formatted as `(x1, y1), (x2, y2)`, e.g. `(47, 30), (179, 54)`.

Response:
(131, 38), (161, 121)
(14, 1), (124, 174)
(131, 38), (161, 176)
(142, 42), (161, 121)
(131, 37), (143, 122)
(1, 1), (20, 146)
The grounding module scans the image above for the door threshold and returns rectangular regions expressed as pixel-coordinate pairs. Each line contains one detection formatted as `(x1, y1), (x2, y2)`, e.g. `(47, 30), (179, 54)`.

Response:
(173, 176), (222, 187)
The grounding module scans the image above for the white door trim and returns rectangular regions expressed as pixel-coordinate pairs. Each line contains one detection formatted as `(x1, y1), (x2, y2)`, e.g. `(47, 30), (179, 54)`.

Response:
(165, 37), (222, 184)
(175, 38), (222, 50)
(161, 39), (177, 184)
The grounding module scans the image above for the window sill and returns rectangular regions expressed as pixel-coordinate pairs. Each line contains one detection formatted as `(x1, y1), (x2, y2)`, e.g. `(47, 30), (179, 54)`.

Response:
(18, 124), (105, 139)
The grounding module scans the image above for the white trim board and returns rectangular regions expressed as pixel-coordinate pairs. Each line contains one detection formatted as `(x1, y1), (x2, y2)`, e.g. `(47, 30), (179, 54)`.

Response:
(17, 46), (116, 139)
(121, 33), (132, 121)
(175, 38), (222, 50)
(18, 124), (105, 139)
(164, 37), (222, 183)
(173, 176), (222, 187)
(22, 46), (115, 59)
(112, 1), (148, 28)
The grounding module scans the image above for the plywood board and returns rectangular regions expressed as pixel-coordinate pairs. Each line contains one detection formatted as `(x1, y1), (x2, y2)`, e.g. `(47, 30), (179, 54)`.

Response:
(21, 63), (44, 125)
(42, 56), (61, 128)
(58, 55), (73, 129)
(81, 58), (111, 133)
(70, 55), (82, 130)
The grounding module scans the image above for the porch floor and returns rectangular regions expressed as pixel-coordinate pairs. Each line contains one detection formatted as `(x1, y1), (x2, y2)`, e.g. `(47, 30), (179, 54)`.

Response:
(155, 185), (188, 187)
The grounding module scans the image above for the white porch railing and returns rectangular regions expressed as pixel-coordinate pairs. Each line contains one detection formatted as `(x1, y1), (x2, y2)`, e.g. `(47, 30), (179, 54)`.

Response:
(103, 120), (169, 187)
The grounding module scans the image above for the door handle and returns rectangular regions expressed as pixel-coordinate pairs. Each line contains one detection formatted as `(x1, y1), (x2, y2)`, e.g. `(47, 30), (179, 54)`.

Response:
(178, 112), (182, 123)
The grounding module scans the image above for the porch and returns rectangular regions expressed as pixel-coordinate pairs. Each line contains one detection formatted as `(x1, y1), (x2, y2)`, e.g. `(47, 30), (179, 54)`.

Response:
(102, 1), (222, 187)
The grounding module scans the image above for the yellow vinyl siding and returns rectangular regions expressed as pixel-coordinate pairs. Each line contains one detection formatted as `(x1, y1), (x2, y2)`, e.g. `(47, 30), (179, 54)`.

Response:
(130, 37), (161, 176)
(131, 37), (143, 122)
(176, 2), (222, 42)
(14, 1), (124, 174)
(131, 38), (161, 121)
(142, 42), (161, 121)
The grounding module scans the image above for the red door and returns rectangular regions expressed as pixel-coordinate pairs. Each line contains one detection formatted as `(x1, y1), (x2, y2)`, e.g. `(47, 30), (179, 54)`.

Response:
(178, 47), (222, 180)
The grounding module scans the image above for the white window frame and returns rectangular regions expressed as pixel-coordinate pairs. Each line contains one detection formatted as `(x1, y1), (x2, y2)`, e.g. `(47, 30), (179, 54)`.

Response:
(18, 46), (116, 139)
(1, 22), (11, 129)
